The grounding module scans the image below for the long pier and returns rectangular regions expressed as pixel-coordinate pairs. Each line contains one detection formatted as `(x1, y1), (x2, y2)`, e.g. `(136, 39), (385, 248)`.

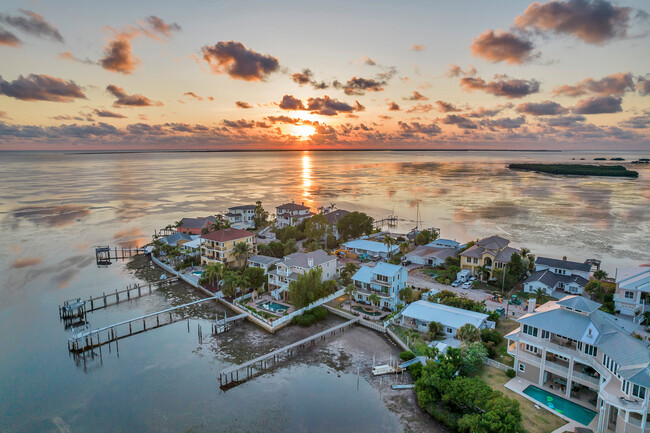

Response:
(58, 277), (180, 320)
(68, 296), (219, 352)
(95, 246), (149, 264)
(218, 317), (360, 388)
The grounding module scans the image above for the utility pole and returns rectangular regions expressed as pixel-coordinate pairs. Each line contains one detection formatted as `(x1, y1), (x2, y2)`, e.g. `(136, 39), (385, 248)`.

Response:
(503, 265), (512, 320)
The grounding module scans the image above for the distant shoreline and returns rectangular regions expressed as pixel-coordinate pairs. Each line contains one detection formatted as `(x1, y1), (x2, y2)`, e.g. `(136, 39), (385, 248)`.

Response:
(508, 163), (639, 178)
(1, 148), (567, 154)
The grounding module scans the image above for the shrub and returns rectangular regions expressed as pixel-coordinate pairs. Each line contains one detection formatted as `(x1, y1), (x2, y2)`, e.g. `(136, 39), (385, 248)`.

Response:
(506, 369), (516, 378)
(400, 351), (416, 361)
(291, 306), (329, 327)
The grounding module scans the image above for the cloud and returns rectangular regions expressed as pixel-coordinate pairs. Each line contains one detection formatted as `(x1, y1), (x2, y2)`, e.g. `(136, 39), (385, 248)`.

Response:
(223, 119), (269, 129)
(545, 115), (586, 126)
(100, 32), (140, 74)
(0, 9), (63, 42)
(106, 85), (162, 107)
(265, 115), (307, 125)
(201, 41), (280, 81)
(183, 91), (203, 101)
(552, 72), (636, 97)
(637, 77), (650, 96)
(410, 44), (425, 52)
(363, 56), (376, 66)
(0, 74), (85, 102)
(58, 51), (94, 65)
(620, 111), (650, 129)
(307, 96), (361, 116)
(572, 95), (623, 114)
(481, 116), (526, 129)
(0, 26), (21, 46)
(514, 0), (637, 44)
(442, 114), (478, 129)
(388, 102), (400, 111)
(291, 68), (312, 85)
(93, 109), (127, 118)
(403, 91), (428, 101)
(460, 75), (540, 98)
(398, 121), (441, 136)
(336, 76), (386, 95)
(278, 95), (305, 110)
(467, 104), (513, 117)
(446, 64), (477, 78)
(435, 100), (462, 112)
(236, 101), (253, 109)
(470, 30), (537, 64)
(405, 103), (434, 113)
(142, 16), (181, 39)
(516, 101), (568, 115)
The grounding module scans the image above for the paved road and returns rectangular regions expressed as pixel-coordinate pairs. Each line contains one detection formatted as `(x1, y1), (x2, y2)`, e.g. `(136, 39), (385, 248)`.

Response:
(407, 270), (528, 319)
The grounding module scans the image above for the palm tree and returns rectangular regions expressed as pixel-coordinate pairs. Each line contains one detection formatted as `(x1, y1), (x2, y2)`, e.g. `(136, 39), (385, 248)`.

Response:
(233, 242), (251, 268)
(457, 323), (480, 342)
(428, 321), (443, 340)
(369, 293), (380, 313)
(221, 271), (239, 297)
(399, 242), (412, 255)
(344, 283), (356, 301)
(200, 262), (224, 287)
(534, 288), (548, 305)
(520, 247), (530, 258)
(476, 265), (489, 282)
(593, 269), (608, 280)
(383, 235), (396, 258)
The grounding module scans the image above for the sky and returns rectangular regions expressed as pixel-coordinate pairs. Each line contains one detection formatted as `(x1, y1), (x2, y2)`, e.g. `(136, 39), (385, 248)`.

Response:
(0, 0), (649, 150)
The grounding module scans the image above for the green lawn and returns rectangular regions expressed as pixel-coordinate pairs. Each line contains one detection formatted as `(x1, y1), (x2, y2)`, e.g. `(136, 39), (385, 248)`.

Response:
(480, 366), (567, 433)
(492, 319), (519, 367)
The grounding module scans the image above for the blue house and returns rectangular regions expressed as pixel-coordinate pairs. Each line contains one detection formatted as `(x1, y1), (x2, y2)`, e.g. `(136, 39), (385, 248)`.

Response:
(351, 262), (407, 311)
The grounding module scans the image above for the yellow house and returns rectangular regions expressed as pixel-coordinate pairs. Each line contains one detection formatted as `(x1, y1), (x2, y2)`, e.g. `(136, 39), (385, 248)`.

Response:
(459, 235), (520, 280)
(200, 228), (255, 266)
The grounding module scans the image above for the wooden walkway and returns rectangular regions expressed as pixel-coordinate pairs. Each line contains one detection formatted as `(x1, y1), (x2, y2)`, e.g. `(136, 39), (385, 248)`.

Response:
(58, 277), (180, 320)
(95, 245), (148, 264)
(213, 312), (248, 334)
(219, 317), (359, 388)
(68, 296), (219, 352)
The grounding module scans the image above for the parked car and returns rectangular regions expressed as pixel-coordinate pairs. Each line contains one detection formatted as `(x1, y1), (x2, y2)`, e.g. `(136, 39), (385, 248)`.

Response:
(257, 234), (266, 239)
(469, 276), (477, 282)
(495, 307), (505, 316)
(451, 280), (461, 287)
(462, 281), (472, 289)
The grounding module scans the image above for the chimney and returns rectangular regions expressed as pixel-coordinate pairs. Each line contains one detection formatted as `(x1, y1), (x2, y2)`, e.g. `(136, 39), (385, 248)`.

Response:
(302, 201), (304, 206)
(307, 257), (314, 267)
(562, 256), (567, 261)
(528, 298), (536, 313)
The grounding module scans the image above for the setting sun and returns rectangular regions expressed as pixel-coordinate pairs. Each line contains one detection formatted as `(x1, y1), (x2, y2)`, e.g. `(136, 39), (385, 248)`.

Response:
(291, 124), (316, 140)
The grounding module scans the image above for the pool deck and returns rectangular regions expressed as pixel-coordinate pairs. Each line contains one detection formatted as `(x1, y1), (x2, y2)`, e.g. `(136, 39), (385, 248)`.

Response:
(505, 377), (601, 433)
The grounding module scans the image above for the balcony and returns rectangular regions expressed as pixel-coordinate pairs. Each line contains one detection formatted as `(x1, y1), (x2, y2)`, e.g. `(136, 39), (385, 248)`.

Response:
(371, 277), (392, 287)
(518, 351), (542, 365)
(356, 288), (390, 298)
(622, 413), (650, 432)
(601, 376), (646, 411)
(545, 360), (569, 375)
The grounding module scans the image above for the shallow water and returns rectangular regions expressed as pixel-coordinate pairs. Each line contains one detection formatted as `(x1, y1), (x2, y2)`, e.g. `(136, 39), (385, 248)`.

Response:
(0, 150), (648, 432)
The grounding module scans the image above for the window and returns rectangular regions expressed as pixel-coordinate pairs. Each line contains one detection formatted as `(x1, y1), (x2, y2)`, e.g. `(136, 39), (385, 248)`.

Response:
(632, 384), (646, 399)
(625, 291), (635, 299)
(622, 380), (630, 395)
(541, 330), (550, 339)
(519, 363), (525, 372)
(583, 343), (598, 357)
(524, 344), (538, 354)
(523, 324), (538, 337)
(446, 327), (453, 334)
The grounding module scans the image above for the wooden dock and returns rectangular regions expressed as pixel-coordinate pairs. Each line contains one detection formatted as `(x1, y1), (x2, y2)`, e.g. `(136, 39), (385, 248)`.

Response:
(68, 296), (219, 352)
(213, 312), (248, 334)
(218, 317), (359, 389)
(95, 245), (149, 264)
(58, 277), (180, 321)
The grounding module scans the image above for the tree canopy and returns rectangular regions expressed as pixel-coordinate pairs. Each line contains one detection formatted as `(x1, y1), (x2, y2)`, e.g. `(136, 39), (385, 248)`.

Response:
(336, 211), (374, 241)
(287, 267), (338, 309)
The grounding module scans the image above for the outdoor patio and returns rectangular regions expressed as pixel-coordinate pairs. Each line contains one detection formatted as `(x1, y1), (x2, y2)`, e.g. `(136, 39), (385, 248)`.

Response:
(337, 298), (390, 321)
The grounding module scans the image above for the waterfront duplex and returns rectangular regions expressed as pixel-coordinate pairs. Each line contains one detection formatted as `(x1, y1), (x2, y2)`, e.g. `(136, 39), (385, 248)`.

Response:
(275, 202), (313, 228)
(224, 205), (256, 229)
(506, 296), (649, 433)
(523, 256), (592, 296)
(352, 262), (407, 311)
(200, 228), (255, 266)
(459, 235), (520, 280)
(267, 250), (337, 295)
(614, 267), (650, 319)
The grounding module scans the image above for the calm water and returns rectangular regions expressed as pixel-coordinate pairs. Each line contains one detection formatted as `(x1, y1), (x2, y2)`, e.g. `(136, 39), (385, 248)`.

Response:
(1, 150), (649, 432)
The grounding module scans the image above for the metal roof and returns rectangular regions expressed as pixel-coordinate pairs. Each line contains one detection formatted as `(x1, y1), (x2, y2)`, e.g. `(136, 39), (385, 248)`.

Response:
(248, 255), (280, 266)
(343, 239), (399, 254)
(536, 256), (592, 273)
(401, 300), (489, 330)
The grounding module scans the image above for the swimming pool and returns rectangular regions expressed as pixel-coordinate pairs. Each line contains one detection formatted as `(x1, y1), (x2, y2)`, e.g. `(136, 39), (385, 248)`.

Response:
(257, 301), (289, 314)
(523, 385), (597, 425)
(352, 306), (382, 316)
(192, 271), (203, 277)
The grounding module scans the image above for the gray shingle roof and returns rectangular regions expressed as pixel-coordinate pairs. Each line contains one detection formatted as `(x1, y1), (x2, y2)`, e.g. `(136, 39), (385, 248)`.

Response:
(248, 255), (280, 266)
(282, 249), (334, 268)
(525, 270), (589, 289)
(161, 232), (193, 245)
(536, 256), (592, 273)
(229, 204), (256, 211)
(323, 209), (350, 225)
(476, 235), (510, 250)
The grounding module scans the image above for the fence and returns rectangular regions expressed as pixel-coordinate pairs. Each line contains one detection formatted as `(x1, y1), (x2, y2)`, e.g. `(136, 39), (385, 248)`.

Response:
(323, 305), (388, 334)
(484, 358), (513, 372)
(270, 289), (345, 328)
(150, 255), (217, 298)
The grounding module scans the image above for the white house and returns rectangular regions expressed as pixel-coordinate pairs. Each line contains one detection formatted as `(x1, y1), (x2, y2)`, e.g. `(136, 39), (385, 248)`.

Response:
(426, 239), (460, 250)
(161, 232), (202, 254)
(267, 250), (337, 297)
(404, 246), (456, 267)
(343, 239), (399, 259)
(224, 204), (256, 229)
(523, 256), (592, 296)
(352, 262), (407, 311)
(614, 267), (650, 318)
(275, 202), (313, 228)
(247, 254), (281, 274)
(400, 300), (490, 337)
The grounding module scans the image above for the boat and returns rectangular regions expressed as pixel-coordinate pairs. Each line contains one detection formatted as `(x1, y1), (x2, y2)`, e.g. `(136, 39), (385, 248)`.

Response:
(372, 364), (402, 376)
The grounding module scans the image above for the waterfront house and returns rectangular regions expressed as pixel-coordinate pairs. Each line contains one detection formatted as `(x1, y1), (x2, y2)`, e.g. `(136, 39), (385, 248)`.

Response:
(200, 228), (255, 266)
(459, 235), (521, 279)
(224, 205), (256, 230)
(267, 250), (337, 297)
(352, 262), (407, 311)
(523, 256), (592, 296)
(322, 209), (350, 239)
(614, 267), (650, 318)
(506, 295), (649, 433)
(400, 300), (490, 337)
(248, 254), (281, 274)
(161, 232), (202, 254)
(343, 239), (399, 259)
(275, 202), (313, 228)
(403, 246), (456, 267)
(425, 238), (460, 250)
(177, 216), (217, 235)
